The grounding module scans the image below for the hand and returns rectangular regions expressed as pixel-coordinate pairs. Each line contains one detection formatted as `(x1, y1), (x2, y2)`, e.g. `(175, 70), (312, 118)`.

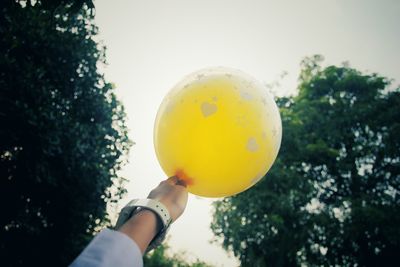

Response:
(147, 176), (188, 222)
(118, 176), (188, 254)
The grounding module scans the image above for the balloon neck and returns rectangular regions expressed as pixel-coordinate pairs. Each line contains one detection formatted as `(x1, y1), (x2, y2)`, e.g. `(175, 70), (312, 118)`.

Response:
(175, 169), (193, 186)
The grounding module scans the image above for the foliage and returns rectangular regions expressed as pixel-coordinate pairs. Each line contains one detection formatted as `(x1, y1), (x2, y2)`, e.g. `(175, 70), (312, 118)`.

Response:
(0, 1), (131, 266)
(0, 0), (94, 13)
(144, 244), (213, 267)
(212, 55), (400, 266)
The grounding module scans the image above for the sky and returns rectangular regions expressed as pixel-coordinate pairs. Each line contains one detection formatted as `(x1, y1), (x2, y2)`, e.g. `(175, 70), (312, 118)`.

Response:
(94, 1), (400, 266)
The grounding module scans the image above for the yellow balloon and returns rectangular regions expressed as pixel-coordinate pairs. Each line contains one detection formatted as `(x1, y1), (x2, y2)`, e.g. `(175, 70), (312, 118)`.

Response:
(154, 67), (282, 197)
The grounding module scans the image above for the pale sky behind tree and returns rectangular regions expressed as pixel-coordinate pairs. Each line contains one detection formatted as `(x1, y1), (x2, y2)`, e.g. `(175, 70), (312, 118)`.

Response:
(94, 0), (400, 266)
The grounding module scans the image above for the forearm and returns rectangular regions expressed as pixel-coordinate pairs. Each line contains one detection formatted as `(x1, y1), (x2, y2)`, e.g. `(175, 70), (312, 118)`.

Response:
(71, 177), (187, 266)
(117, 209), (162, 254)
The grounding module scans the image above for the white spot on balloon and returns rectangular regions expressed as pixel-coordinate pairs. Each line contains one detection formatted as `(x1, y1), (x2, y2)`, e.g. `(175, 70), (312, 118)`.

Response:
(196, 74), (205, 80)
(272, 127), (277, 137)
(247, 137), (259, 152)
(240, 91), (254, 100)
(261, 98), (267, 105)
(165, 102), (175, 113)
(262, 131), (266, 139)
(201, 102), (218, 117)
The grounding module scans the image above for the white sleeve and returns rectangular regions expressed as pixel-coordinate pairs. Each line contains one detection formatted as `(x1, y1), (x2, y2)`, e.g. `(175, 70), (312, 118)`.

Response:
(70, 228), (143, 267)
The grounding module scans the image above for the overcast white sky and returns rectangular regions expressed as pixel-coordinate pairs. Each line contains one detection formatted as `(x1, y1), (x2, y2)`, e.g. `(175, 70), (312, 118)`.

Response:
(94, 0), (400, 266)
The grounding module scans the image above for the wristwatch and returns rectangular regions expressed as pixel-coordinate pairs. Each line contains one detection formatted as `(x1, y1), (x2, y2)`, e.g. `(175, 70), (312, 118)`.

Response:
(114, 199), (172, 252)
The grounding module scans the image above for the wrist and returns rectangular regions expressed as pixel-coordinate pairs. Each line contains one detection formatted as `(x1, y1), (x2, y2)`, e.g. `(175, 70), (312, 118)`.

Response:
(132, 208), (163, 233)
(115, 199), (173, 253)
(118, 209), (161, 254)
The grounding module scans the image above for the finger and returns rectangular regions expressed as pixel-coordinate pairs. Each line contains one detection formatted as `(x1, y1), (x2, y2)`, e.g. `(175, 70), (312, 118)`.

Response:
(167, 176), (179, 185)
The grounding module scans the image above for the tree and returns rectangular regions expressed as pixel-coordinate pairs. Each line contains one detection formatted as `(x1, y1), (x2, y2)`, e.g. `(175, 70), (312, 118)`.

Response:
(211, 56), (400, 266)
(0, 1), (130, 266)
(144, 244), (213, 267)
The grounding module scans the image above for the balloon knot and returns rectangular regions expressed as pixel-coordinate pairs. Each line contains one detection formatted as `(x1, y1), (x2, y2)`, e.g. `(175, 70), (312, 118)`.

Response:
(175, 169), (193, 186)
